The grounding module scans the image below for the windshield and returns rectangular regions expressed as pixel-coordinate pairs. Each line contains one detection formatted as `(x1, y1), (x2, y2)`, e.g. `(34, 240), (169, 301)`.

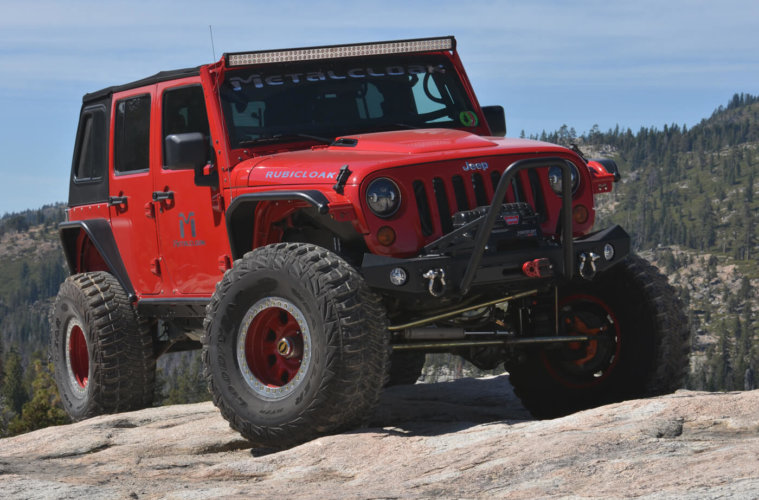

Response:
(220, 54), (477, 148)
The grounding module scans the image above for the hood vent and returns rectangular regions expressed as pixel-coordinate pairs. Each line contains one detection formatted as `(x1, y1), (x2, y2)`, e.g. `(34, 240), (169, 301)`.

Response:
(331, 137), (358, 147)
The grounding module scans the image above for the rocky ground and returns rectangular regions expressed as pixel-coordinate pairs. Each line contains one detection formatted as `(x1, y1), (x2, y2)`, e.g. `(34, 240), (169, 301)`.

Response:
(1, 375), (758, 499)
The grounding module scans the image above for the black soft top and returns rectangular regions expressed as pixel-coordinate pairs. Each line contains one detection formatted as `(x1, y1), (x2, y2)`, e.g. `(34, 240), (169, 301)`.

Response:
(82, 67), (200, 103)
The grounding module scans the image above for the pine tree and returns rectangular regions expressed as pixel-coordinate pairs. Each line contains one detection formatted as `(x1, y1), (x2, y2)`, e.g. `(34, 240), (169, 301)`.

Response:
(707, 325), (732, 391)
(2, 348), (28, 415)
(161, 353), (210, 405)
(0, 334), (4, 386)
(7, 360), (69, 435)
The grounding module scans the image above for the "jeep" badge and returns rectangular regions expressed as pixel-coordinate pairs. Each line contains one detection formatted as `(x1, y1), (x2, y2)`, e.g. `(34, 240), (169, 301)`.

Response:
(463, 161), (489, 172)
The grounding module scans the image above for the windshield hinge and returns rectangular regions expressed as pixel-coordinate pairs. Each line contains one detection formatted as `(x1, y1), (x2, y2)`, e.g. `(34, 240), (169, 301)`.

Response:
(570, 143), (587, 162)
(332, 164), (352, 195)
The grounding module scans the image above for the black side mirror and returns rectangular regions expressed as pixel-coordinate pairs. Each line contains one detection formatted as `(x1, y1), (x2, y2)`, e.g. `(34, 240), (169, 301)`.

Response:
(165, 132), (218, 187)
(482, 105), (506, 137)
(164, 132), (208, 170)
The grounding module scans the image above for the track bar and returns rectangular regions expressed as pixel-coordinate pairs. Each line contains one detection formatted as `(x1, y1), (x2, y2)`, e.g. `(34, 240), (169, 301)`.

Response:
(391, 335), (592, 350)
(388, 289), (538, 332)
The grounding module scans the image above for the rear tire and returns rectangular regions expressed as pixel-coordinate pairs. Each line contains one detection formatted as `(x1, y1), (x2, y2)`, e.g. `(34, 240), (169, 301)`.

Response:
(508, 254), (690, 418)
(49, 272), (155, 420)
(203, 243), (389, 448)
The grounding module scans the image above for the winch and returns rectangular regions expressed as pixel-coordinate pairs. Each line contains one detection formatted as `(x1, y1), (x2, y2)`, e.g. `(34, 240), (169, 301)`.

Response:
(425, 202), (542, 256)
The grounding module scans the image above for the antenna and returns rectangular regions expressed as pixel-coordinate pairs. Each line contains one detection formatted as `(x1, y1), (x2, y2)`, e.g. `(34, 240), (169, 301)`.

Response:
(209, 25), (217, 61)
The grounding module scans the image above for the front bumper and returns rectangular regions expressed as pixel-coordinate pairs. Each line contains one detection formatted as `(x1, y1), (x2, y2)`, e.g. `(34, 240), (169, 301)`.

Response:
(360, 157), (630, 298)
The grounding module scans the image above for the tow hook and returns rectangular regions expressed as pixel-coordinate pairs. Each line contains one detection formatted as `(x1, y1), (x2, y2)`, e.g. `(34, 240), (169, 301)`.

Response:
(422, 268), (447, 297)
(579, 252), (600, 280)
(522, 258), (553, 278)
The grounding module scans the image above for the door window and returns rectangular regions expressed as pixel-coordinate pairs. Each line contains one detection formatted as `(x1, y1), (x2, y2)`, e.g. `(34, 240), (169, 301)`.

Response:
(114, 94), (151, 174)
(162, 85), (210, 167)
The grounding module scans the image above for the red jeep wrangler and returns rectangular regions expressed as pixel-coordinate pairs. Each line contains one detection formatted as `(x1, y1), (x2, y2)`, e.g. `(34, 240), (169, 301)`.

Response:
(51, 36), (689, 447)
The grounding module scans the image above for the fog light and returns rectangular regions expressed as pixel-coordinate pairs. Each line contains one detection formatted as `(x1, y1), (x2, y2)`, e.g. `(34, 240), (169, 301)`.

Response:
(377, 226), (396, 246)
(572, 205), (589, 224)
(603, 243), (615, 261)
(389, 267), (407, 286)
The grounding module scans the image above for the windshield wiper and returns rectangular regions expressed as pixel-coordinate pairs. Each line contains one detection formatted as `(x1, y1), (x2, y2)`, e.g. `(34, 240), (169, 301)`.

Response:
(355, 122), (452, 135)
(238, 133), (334, 146)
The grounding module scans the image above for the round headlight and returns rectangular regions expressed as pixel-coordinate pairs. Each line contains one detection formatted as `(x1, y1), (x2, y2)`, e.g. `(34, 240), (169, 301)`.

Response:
(366, 178), (401, 217)
(548, 163), (580, 196)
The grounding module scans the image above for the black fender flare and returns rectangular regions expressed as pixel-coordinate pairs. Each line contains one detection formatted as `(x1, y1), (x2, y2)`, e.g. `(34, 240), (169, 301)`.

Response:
(225, 191), (330, 260)
(59, 219), (135, 299)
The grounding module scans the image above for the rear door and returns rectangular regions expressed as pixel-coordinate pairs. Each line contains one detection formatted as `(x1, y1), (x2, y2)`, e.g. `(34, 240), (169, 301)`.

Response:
(108, 89), (163, 295)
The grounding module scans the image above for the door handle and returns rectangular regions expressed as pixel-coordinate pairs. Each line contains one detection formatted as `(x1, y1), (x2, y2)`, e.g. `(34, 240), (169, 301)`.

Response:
(152, 191), (175, 202)
(108, 195), (128, 207)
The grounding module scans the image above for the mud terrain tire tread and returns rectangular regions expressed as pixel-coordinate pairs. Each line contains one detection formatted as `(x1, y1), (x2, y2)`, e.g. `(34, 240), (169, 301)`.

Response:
(627, 254), (690, 395)
(202, 243), (389, 448)
(50, 272), (156, 420)
(508, 253), (690, 418)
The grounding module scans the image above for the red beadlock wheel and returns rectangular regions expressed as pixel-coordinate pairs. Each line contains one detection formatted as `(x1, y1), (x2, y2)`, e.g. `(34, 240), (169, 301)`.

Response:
(66, 320), (89, 391)
(237, 297), (312, 400)
(541, 294), (622, 389)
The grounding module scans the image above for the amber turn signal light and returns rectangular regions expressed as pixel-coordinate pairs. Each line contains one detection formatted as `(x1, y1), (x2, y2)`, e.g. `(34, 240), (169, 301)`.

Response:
(377, 226), (396, 246)
(572, 205), (589, 225)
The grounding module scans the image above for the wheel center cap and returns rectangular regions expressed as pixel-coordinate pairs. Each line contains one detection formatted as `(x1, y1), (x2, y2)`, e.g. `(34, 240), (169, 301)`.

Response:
(277, 337), (295, 358)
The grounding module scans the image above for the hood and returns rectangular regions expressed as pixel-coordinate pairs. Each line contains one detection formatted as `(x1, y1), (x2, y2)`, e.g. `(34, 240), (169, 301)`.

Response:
(335, 128), (498, 154)
(234, 129), (572, 187)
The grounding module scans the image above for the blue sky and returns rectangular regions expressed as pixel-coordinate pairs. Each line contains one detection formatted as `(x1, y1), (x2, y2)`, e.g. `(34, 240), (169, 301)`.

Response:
(1, 0), (757, 215)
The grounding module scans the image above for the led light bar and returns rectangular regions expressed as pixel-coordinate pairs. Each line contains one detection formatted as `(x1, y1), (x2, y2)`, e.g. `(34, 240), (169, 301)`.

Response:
(226, 36), (455, 67)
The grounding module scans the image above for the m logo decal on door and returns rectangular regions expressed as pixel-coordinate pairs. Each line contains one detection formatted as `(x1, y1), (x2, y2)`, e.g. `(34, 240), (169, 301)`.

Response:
(179, 212), (196, 239)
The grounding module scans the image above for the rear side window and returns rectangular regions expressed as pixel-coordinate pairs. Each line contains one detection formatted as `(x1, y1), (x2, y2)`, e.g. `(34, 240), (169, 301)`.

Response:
(73, 105), (107, 182)
(114, 94), (151, 174)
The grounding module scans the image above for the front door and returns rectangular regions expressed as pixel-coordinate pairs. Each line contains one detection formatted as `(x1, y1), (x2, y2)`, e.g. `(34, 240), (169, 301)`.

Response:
(152, 81), (231, 296)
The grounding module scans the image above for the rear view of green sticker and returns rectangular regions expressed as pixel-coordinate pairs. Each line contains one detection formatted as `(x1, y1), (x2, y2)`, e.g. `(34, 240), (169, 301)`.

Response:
(459, 110), (479, 127)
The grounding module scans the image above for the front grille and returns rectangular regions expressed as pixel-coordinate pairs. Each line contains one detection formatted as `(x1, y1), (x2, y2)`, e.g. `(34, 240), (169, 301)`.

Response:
(451, 175), (468, 211)
(412, 168), (546, 238)
(432, 178), (453, 234)
(413, 180), (434, 236)
(490, 170), (526, 203)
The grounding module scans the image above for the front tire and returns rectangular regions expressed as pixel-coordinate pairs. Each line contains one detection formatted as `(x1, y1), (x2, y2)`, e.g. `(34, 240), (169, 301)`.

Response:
(202, 243), (389, 448)
(508, 254), (690, 418)
(49, 272), (155, 420)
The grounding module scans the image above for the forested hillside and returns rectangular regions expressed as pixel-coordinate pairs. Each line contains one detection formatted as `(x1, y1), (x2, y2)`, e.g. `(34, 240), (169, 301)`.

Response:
(0, 206), (69, 434)
(1, 93), (757, 437)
